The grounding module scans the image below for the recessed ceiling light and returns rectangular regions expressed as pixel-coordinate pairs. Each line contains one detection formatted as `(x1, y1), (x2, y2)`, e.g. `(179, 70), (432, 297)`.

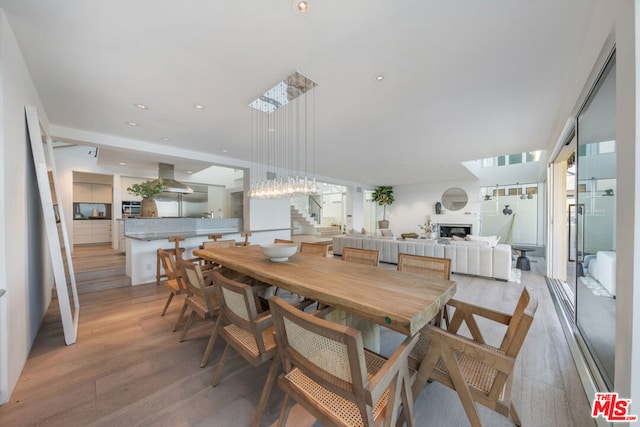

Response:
(187, 170), (193, 174)
(297, 1), (309, 12)
(193, 104), (206, 110)
(161, 137), (169, 141)
(119, 162), (127, 166)
(375, 75), (384, 81)
(135, 103), (148, 110)
(222, 149), (228, 153)
(127, 121), (139, 126)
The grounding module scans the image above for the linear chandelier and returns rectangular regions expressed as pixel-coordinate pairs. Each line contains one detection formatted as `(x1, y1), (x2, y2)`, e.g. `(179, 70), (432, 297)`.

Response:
(248, 71), (318, 199)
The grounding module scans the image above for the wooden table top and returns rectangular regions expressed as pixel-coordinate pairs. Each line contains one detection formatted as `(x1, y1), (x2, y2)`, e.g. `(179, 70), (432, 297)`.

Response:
(194, 245), (457, 336)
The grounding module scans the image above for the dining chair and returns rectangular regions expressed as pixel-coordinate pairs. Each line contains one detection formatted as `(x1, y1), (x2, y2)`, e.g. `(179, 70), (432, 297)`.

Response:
(398, 253), (452, 326)
(274, 238), (294, 244)
(397, 253), (451, 278)
(176, 260), (221, 367)
(201, 240), (236, 270)
(157, 249), (187, 316)
(208, 270), (280, 427)
(208, 234), (222, 242)
(269, 295), (419, 427)
(342, 247), (379, 267)
(156, 245), (185, 286)
(408, 287), (537, 427)
(299, 241), (328, 257)
(202, 239), (236, 250)
(237, 231), (252, 246)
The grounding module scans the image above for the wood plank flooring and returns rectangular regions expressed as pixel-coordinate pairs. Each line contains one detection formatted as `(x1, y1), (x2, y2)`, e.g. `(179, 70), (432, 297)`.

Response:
(0, 255), (595, 426)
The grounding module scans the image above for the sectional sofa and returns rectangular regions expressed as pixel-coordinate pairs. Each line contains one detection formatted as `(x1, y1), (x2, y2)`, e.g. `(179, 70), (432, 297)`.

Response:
(332, 235), (512, 281)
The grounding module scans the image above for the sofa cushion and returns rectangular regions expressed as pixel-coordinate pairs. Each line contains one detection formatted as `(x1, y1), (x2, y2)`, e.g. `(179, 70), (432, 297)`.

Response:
(450, 240), (490, 247)
(332, 236), (512, 281)
(466, 234), (500, 247)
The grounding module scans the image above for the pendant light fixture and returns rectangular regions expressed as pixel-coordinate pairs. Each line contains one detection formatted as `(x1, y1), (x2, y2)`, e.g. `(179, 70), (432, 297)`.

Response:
(248, 71), (318, 199)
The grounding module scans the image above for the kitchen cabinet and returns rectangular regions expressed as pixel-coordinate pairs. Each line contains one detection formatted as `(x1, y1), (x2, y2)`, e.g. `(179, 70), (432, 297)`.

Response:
(74, 220), (112, 245)
(121, 177), (146, 201)
(74, 183), (112, 203)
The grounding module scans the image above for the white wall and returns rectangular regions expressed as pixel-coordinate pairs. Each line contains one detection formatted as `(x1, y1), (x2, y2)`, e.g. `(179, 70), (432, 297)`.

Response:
(0, 10), (53, 404)
(248, 198), (291, 244)
(389, 180), (480, 236)
(544, 0), (639, 409)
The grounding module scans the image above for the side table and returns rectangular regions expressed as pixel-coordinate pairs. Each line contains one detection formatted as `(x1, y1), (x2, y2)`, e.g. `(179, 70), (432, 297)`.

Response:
(513, 247), (531, 271)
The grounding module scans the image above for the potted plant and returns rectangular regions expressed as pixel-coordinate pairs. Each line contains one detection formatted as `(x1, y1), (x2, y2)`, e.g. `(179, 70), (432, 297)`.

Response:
(371, 186), (394, 229)
(127, 180), (165, 217)
(418, 217), (437, 239)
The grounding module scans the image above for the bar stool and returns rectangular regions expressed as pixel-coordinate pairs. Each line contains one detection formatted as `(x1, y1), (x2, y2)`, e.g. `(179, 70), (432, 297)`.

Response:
(237, 231), (252, 246)
(156, 236), (186, 286)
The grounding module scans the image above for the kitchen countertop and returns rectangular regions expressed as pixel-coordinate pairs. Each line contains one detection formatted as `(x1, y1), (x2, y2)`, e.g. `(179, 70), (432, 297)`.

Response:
(74, 217), (112, 220)
(123, 217), (243, 241)
(125, 229), (240, 241)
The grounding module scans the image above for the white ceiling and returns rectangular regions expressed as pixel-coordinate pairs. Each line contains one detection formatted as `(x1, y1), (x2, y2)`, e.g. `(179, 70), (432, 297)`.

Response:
(1, 0), (595, 186)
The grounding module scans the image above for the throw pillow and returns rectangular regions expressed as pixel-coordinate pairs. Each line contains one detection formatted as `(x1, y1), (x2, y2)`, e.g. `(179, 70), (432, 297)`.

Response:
(380, 229), (394, 237)
(466, 234), (500, 247)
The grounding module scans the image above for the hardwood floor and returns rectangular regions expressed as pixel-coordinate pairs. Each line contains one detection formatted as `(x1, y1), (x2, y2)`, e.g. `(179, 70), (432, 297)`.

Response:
(0, 255), (595, 426)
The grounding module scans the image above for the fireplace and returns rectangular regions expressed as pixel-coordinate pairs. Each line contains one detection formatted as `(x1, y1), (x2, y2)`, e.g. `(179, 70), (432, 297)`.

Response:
(439, 224), (472, 238)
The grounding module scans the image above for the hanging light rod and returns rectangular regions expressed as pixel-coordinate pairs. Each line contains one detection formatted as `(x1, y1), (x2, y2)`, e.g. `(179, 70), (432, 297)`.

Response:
(248, 71), (319, 199)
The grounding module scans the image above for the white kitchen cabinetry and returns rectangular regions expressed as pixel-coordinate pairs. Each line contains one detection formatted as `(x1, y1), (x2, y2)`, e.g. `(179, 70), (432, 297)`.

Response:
(121, 177), (145, 201)
(74, 183), (112, 203)
(74, 220), (112, 245)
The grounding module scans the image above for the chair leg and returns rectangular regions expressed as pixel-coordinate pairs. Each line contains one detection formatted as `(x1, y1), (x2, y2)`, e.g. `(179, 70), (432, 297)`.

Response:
(179, 311), (196, 342)
(510, 402), (522, 427)
(172, 301), (189, 332)
(277, 394), (292, 427)
(251, 355), (280, 427)
(200, 316), (223, 368)
(400, 368), (416, 427)
(440, 345), (483, 427)
(161, 293), (174, 316)
(384, 372), (403, 427)
(211, 343), (231, 386)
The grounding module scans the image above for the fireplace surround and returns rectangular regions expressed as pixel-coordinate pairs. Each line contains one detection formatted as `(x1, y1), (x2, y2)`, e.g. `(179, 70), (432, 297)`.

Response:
(439, 224), (472, 238)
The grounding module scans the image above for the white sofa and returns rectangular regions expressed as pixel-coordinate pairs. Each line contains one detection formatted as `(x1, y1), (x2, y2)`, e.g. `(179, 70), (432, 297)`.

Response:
(332, 235), (512, 281)
(586, 251), (616, 296)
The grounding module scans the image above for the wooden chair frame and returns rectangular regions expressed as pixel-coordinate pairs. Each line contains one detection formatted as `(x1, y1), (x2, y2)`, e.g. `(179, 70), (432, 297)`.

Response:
(269, 296), (418, 427)
(299, 241), (328, 257)
(274, 238), (294, 244)
(410, 287), (537, 427)
(208, 270), (280, 427)
(176, 260), (221, 367)
(342, 247), (380, 267)
(398, 253), (451, 327)
(397, 253), (451, 278)
(157, 249), (185, 317)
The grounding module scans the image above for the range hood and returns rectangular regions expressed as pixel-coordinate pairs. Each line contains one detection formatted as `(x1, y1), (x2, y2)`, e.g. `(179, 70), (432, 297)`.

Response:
(151, 163), (193, 194)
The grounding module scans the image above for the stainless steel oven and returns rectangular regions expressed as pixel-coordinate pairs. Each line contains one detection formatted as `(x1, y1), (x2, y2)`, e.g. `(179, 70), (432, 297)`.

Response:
(122, 201), (141, 217)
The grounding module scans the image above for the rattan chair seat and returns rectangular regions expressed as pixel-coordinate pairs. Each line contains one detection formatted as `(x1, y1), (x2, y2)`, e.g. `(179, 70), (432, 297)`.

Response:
(284, 367), (389, 427)
(223, 323), (276, 357)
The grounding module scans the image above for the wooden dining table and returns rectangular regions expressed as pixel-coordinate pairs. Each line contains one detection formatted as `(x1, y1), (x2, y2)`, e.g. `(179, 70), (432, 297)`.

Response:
(193, 245), (456, 337)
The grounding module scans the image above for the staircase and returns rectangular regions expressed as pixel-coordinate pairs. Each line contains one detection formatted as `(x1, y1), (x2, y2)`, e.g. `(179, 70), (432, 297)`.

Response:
(290, 205), (342, 237)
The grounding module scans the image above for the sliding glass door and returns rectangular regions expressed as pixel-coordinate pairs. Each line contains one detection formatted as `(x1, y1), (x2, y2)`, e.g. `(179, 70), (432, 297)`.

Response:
(575, 55), (616, 390)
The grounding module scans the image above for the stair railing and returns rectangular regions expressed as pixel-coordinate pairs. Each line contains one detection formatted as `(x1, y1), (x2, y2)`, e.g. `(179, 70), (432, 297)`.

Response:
(308, 195), (322, 225)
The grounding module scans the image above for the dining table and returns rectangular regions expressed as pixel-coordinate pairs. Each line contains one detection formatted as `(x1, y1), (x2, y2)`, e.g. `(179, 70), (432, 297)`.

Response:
(193, 245), (457, 338)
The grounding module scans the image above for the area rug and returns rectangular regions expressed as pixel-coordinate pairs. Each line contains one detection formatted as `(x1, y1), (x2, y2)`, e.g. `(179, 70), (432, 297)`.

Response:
(509, 268), (521, 284)
(580, 275), (614, 298)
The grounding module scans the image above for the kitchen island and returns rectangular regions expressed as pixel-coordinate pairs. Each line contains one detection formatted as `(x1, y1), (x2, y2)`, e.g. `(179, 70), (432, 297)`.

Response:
(123, 217), (290, 285)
